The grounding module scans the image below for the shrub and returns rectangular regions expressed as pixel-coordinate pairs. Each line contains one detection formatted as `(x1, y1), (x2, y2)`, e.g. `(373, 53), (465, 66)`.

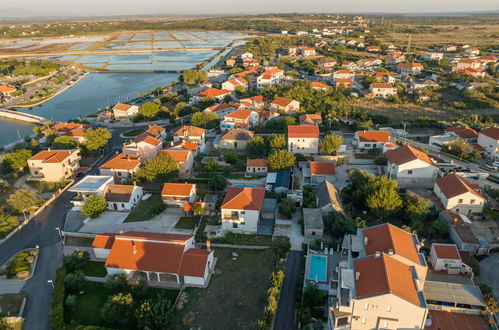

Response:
(63, 250), (90, 272)
(50, 267), (66, 329)
(135, 293), (174, 330)
(105, 274), (129, 295)
(80, 195), (107, 218)
(101, 293), (134, 326)
(64, 270), (86, 294)
(6, 251), (32, 278)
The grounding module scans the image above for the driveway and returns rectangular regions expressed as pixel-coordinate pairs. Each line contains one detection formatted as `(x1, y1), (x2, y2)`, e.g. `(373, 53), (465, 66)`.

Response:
(477, 254), (499, 300)
(289, 211), (304, 251)
(274, 251), (303, 330)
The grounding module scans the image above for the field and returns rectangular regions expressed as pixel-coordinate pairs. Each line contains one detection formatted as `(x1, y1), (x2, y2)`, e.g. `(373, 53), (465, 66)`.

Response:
(174, 248), (276, 329)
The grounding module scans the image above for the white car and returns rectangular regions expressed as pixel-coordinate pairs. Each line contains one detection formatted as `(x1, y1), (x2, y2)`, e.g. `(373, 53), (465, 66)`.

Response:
(484, 164), (498, 171)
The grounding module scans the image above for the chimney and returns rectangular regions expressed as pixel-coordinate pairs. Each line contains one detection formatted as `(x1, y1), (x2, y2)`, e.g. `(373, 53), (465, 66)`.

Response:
(364, 237), (368, 246)
(170, 141), (174, 146)
(206, 240), (211, 251)
(375, 251), (381, 257)
(115, 151), (119, 155)
(388, 248), (394, 255)
(355, 272), (360, 280)
(131, 240), (138, 254)
(48, 147), (51, 151)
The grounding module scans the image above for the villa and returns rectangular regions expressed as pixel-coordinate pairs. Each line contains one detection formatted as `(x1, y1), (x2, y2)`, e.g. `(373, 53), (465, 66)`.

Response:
(99, 153), (141, 181)
(220, 109), (259, 132)
(159, 149), (194, 179)
(112, 103), (139, 120)
(161, 183), (197, 207)
(288, 125), (320, 155)
(353, 130), (391, 149)
(123, 134), (162, 161)
(221, 186), (265, 234)
(270, 97), (300, 113)
(28, 149), (80, 182)
(173, 125), (206, 153)
(434, 173), (485, 216)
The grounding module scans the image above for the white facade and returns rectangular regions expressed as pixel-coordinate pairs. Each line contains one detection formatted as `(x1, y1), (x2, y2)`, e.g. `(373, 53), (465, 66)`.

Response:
(113, 105), (139, 119)
(106, 186), (143, 211)
(429, 244), (472, 275)
(386, 159), (438, 189)
(477, 131), (499, 160)
(221, 209), (260, 234)
(288, 137), (319, 155)
(434, 184), (485, 215)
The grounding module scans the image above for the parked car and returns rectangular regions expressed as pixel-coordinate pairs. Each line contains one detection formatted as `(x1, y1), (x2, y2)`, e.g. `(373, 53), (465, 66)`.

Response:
(484, 164), (498, 171)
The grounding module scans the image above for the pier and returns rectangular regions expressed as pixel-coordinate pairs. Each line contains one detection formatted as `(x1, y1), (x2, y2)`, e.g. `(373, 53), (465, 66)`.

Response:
(0, 109), (48, 125)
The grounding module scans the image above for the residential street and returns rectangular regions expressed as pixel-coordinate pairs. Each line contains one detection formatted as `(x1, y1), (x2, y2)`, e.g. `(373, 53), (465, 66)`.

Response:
(274, 251), (303, 330)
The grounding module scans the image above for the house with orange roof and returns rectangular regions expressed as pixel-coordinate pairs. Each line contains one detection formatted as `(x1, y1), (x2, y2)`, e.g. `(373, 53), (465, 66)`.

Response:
(299, 114), (322, 126)
(311, 81), (329, 91)
(288, 125), (320, 155)
(104, 183), (144, 211)
(221, 186), (266, 233)
(204, 102), (241, 119)
(332, 69), (355, 81)
(161, 183), (197, 206)
(456, 59), (481, 70)
(465, 47), (480, 56)
(434, 174), (485, 216)
(225, 57), (236, 67)
(342, 60), (360, 71)
(385, 54), (406, 65)
(397, 62), (424, 75)
(477, 126), (499, 160)
(243, 59), (260, 67)
(369, 82), (397, 99)
(123, 134), (162, 161)
(0, 84), (17, 97)
(300, 161), (336, 184)
(429, 243), (472, 275)
(353, 130), (391, 149)
(219, 128), (254, 150)
(239, 95), (267, 109)
(270, 97), (300, 113)
(99, 153), (141, 180)
(357, 58), (382, 68)
(28, 149), (80, 182)
(159, 149), (194, 179)
(112, 103), (139, 120)
(192, 88), (232, 104)
(246, 159), (268, 175)
(334, 78), (353, 90)
(144, 125), (166, 140)
(164, 140), (200, 155)
(221, 77), (248, 91)
(456, 67), (486, 78)
(49, 122), (91, 143)
(444, 125), (478, 141)
(384, 145), (438, 188)
(366, 45), (381, 52)
(288, 46), (316, 57)
(220, 109), (259, 132)
(257, 67), (284, 89)
(173, 125), (206, 152)
(92, 231), (215, 287)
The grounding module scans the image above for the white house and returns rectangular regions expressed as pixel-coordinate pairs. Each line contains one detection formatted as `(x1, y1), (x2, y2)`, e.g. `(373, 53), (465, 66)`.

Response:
(173, 126), (206, 153)
(434, 174), (485, 216)
(246, 159), (268, 175)
(421, 52), (444, 61)
(159, 149), (194, 179)
(92, 232), (215, 287)
(384, 145), (438, 188)
(332, 69), (355, 81)
(369, 83), (397, 99)
(28, 149), (80, 182)
(221, 186), (265, 234)
(192, 88), (232, 103)
(69, 175), (114, 206)
(219, 129), (254, 150)
(353, 131), (391, 149)
(288, 125), (320, 155)
(204, 103), (240, 119)
(99, 153), (141, 180)
(429, 243), (472, 275)
(220, 109), (259, 132)
(477, 127), (499, 160)
(257, 68), (284, 89)
(397, 62), (424, 75)
(161, 183), (197, 207)
(270, 97), (300, 113)
(104, 183), (143, 211)
(112, 103), (139, 120)
(123, 134), (162, 161)
(300, 161), (336, 185)
(221, 77), (248, 91)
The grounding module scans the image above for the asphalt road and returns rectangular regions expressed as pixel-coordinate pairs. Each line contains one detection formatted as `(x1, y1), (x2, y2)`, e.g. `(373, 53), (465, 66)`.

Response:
(274, 251), (303, 330)
(0, 191), (74, 330)
(477, 254), (499, 301)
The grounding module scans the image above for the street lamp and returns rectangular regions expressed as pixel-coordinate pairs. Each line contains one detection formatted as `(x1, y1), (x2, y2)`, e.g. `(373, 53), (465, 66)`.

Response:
(55, 227), (64, 246)
(47, 280), (54, 288)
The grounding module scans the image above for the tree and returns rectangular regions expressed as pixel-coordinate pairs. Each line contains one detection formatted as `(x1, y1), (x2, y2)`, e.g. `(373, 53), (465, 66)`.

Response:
(366, 176), (402, 218)
(444, 139), (470, 159)
(204, 159), (219, 172)
(180, 69), (206, 85)
(2, 148), (32, 172)
(139, 102), (160, 118)
(268, 134), (287, 150)
(302, 284), (325, 307)
(80, 195), (107, 218)
(63, 250), (90, 272)
(246, 136), (267, 156)
(136, 293), (175, 330)
(362, 76), (378, 89)
(105, 274), (129, 295)
(229, 67), (243, 75)
(101, 293), (134, 326)
(52, 135), (78, 149)
(7, 190), (43, 215)
(84, 128), (112, 151)
(268, 150), (296, 170)
(191, 111), (218, 128)
(64, 270), (86, 294)
(210, 175), (227, 191)
(136, 154), (179, 182)
(319, 134), (343, 155)
(373, 155), (387, 165)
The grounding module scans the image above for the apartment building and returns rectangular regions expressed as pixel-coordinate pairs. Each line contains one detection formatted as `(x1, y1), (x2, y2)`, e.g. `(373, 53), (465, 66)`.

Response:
(28, 149), (80, 182)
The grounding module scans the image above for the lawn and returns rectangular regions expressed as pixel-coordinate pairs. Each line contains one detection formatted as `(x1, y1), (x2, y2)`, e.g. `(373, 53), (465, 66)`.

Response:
(64, 236), (94, 247)
(67, 281), (178, 328)
(124, 193), (163, 223)
(174, 216), (197, 230)
(123, 128), (144, 137)
(174, 248), (276, 329)
(81, 261), (107, 277)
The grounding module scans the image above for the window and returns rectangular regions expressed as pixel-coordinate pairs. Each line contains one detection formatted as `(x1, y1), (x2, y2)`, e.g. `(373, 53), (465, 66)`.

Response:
(408, 170), (413, 175)
(458, 199), (463, 203)
(364, 303), (369, 310)
(386, 305), (391, 312)
(383, 321), (389, 328)
(361, 317), (366, 324)
(470, 199), (475, 204)
(337, 317), (348, 326)
(232, 223), (238, 228)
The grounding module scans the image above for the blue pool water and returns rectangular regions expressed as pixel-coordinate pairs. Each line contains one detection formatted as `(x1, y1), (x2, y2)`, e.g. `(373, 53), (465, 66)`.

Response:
(309, 255), (327, 282)
(232, 184), (256, 188)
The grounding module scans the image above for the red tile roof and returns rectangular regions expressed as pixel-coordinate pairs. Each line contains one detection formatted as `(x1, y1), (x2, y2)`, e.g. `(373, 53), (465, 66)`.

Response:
(288, 125), (319, 138)
(310, 161), (335, 175)
(384, 145), (434, 166)
(436, 174), (484, 200)
(92, 233), (116, 249)
(159, 149), (190, 163)
(225, 109), (253, 120)
(113, 103), (134, 111)
(299, 114), (322, 125)
(220, 128), (254, 141)
(144, 125), (165, 137)
(445, 125), (478, 139)
(362, 223), (422, 265)
(357, 131), (391, 143)
(174, 125), (205, 137)
(29, 149), (75, 163)
(311, 81), (328, 89)
(198, 88), (231, 97)
(426, 310), (488, 330)
(433, 244), (460, 259)
(247, 159), (268, 167)
(480, 127), (499, 140)
(221, 186), (265, 210)
(161, 183), (194, 197)
(132, 134), (162, 146)
(271, 97), (294, 107)
(99, 153), (141, 170)
(371, 82), (394, 89)
(354, 253), (422, 306)
(0, 85), (16, 93)
(398, 62), (423, 68)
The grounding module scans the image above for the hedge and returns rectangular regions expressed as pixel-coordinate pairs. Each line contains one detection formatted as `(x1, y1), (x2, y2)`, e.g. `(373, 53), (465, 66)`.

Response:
(51, 267), (66, 329)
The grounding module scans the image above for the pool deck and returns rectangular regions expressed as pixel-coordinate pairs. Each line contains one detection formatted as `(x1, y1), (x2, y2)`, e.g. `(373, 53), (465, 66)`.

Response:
(305, 247), (341, 292)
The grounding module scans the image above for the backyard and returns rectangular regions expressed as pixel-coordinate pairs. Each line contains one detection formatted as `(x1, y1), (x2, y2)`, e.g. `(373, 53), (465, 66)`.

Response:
(173, 248), (277, 329)
(174, 216), (198, 230)
(124, 193), (163, 223)
(81, 261), (107, 277)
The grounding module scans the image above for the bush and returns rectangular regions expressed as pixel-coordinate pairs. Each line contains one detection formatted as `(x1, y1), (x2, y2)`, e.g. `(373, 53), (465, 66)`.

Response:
(80, 195), (107, 218)
(105, 274), (129, 295)
(101, 293), (134, 326)
(50, 267), (66, 330)
(64, 270), (86, 293)
(63, 250), (90, 272)
(135, 293), (174, 330)
(6, 251), (32, 278)
(0, 213), (19, 239)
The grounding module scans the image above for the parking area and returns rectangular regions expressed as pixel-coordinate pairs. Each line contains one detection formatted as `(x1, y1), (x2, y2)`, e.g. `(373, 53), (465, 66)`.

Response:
(478, 253), (499, 301)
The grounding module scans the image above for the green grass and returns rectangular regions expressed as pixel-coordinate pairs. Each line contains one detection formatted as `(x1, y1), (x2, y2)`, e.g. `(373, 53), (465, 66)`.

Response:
(124, 194), (163, 223)
(26, 180), (69, 193)
(6, 251), (34, 278)
(122, 128), (144, 137)
(81, 261), (107, 277)
(174, 216), (197, 230)
(0, 214), (19, 239)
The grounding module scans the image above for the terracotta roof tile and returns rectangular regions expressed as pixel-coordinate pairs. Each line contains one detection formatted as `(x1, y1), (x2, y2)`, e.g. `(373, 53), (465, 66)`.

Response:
(247, 159), (268, 167)
(29, 149), (76, 163)
(159, 149), (190, 163)
(100, 153), (141, 170)
(132, 134), (162, 146)
(271, 97), (294, 107)
(174, 125), (205, 137)
(480, 127), (499, 140)
(161, 183), (194, 197)
(436, 174), (484, 200)
(288, 125), (319, 138)
(433, 244), (460, 259)
(198, 88), (231, 97)
(92, 233), (116, 249)
(384, 145), (434, 166)
(144, 125), (165, 137)
(0, 85), (16, 93)
(221, 186), (265, 210)
(310, 161), (335, 175)
(299, 114), (322, 125)
(113, 103), (134, 111)
(371, 82), (395, 89)
(104, 184), (136, 202)
(445, 125), (478, 139)
(221, 129), (254, 141)
(224, 109), (253, 120)
(357, 131), (391, 143)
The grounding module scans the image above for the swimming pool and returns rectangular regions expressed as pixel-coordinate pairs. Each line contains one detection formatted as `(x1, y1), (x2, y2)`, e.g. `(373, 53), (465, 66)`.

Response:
(308, 255), (327, 282)
(232, 184), (256, 188)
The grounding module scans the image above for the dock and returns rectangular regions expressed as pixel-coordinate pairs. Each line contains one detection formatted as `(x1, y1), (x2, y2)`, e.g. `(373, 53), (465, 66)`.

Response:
(0, 109), (48, 125)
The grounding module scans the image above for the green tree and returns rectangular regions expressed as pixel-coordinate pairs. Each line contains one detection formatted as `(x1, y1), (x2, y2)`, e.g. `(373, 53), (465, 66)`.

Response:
(105, 274), (128, 295)
(136, 293), (175, 330)
(229, 67), (243, 75)
(268, 134), (287, 149)
(204, 159), (219, 172)
(180, 69), (206, 85)
(64, 270), (86, 294)
(0, 213), (18, 239)
(319, 134), (343, 154)
(52, 135), (78, 149)
(101, 293), (134, 326)
(444, 139), (470, 159)
(139, 102), (160, 118)
(366, 176), (402, 218)
(210, 175), (227, 191)
(80, 195), (107, 218)
(246, 136), (267, 156)
(63, 250), (90, 272)
(268, 150), (296, 170)
(362, 76), (378, 89)
(2, 148), (32, 172)
(190, 111), (218, 128)
(7, 190), (43, 215)
(84, 128), (112, 151)
(136, 154), (179, 182)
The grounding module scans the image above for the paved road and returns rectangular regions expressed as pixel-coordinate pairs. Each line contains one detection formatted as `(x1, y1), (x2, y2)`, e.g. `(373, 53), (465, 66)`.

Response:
(477, 254), (499, 301)
(0, 191), (74, 330)
(274, 251), (303, 330)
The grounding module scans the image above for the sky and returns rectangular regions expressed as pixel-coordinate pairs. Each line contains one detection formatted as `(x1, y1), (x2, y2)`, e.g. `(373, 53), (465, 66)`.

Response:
(1, 0), (498, 17)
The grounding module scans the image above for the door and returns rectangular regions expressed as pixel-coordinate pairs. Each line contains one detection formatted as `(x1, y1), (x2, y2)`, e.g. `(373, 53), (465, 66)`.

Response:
(113, 203), (118, 210)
